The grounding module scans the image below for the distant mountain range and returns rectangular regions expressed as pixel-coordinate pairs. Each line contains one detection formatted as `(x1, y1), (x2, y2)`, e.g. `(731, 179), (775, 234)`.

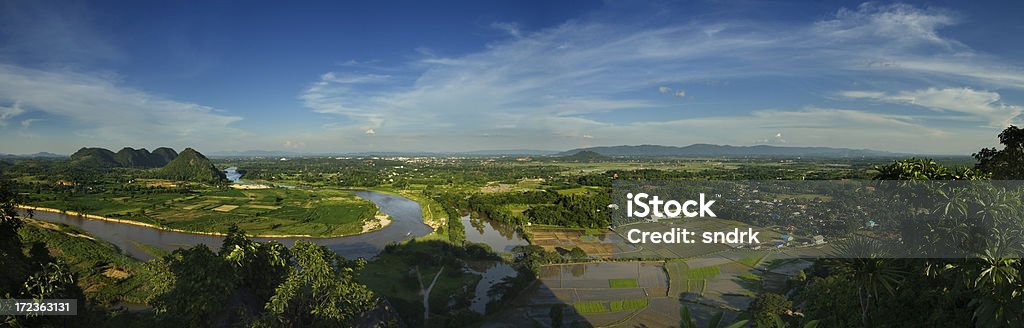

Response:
(557, 144), (906, 157)
(0, 152), (65, 159)
(208, 145), (904, 158)
(7, 144), (907, 160)
(208, 149), (560, 157)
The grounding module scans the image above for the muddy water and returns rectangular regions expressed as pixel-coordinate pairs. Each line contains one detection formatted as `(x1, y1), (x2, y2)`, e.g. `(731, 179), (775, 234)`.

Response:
(460, 215), (528, 253)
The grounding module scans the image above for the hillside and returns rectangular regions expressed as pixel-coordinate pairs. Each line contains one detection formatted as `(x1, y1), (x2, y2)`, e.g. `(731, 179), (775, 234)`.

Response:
(159, 148), (227, 183)
(557, 144), (903, 158)
(152, 147), (179, 164)
(558, 150), (610, 161)
(70, 147), (177, 168)
(69, 147), (122, 167)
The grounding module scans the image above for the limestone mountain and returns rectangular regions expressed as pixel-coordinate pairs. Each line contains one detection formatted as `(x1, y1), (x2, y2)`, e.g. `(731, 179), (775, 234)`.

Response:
(159, 148), (227, 183)
(115, 148), (166, 168)
(69, 147), (122, 167)
(152, 147), (179, 164)
(71, 147), (177, 168)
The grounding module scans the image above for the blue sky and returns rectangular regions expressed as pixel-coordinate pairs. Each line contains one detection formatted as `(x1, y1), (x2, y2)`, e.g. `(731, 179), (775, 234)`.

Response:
(2, 1), (1023, 154)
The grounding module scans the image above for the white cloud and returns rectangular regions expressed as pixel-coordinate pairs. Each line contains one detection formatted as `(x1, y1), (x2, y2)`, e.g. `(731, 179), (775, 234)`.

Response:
(0, 64), (244, 150)
(292, 2), (1018, 153)
(283, 140), (305, 149)
(320, 72), (391, 84)
(842, 87), (1021, 127)
(491, 22), (522, 38)
(365, 128), (375, 135)
(20, 118), (41, 128)
(814, 3), (959, 49)
(0, 101), (25, 125)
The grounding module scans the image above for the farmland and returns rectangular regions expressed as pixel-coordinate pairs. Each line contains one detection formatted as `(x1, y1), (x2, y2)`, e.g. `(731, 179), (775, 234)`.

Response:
(22, 183), (380, 237)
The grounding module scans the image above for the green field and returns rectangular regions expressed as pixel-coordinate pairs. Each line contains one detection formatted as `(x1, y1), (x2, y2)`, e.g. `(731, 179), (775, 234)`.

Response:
(609, 278), (639, 288)
(609, 298), (649, 312)
(28, 187), (379, 237)
(686, 265), (721, 280)
(737, 253), (767, 267)
(573, 301), (609, 314)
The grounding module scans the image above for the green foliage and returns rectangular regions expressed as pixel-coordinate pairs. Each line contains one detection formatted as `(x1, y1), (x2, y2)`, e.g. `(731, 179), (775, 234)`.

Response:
(749, 292), (791, 328)
(974, 125), (1024, 179)
(266, 241), (379, 327)
(17, 222), (159, 305)
(873, 158), (988, 180)
(679, 306), (748, 328)
(150, 244), (237, 327)
(567, 246), (587, 259)
(221, 225), (291, 301)
(549, 304), (564, 328)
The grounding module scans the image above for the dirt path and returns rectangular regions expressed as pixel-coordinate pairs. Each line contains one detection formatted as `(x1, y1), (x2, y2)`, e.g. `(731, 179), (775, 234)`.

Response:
(419, 266), (444, 321)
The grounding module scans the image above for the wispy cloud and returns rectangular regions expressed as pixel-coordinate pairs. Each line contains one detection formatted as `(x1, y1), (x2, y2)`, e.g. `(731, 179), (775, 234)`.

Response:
(0, 101), (24, 125)
(20, 118), (41, 128)
(841, 87), (1022, 127)
(0, 64), (244, 150)
(490, 22), (522, 38)
(296, 3), (1021, 153)
(0, 1), (122, 65)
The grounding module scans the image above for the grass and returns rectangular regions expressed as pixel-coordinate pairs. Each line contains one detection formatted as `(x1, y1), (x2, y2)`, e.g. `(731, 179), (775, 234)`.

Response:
(609, 298), (648, 312)
(128, 240), (170, 258)
(686, 265), (721, 280)
(28, 186), (380, 237)
(609, 278), (640, 288)
(573, 301), (609, 314)
(738, 273), (760, 280)
(665, 261), (689, 293)
(18, 219), (160, 306)
(358, 240), (483, 321)
(737, 253), (767, 267)
(687, 279), (702, 293)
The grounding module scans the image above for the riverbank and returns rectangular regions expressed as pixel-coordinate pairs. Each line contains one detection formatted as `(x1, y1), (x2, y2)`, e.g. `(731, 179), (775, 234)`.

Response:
(16, 205), (394, 239)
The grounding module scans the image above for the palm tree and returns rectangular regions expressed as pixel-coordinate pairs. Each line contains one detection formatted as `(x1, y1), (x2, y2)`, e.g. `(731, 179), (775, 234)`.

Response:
(829, 236), (906, 326)
(679, 306), (748, 328)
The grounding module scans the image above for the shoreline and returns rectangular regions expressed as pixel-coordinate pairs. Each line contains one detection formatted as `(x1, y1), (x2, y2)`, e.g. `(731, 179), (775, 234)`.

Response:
(16, 205), (395, 239)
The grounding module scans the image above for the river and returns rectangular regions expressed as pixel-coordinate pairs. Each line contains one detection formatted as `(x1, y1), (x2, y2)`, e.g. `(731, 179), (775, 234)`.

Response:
(22, 168), (522, 313)
(20, 189), (432, 261)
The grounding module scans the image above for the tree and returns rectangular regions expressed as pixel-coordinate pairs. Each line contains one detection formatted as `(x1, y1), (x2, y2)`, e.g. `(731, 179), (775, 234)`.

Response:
(567, 246), (587, 260)
(151, 244), (237, 326)
(873, 158), (987, 180)
(679, 306), (748, 328)
(221, 225), (291, 302)
(974, 125), (1024, 179)
(749, 292), (792, 328)
(0, 181), (30, 297)
(828, 236), (906, 327)
(265, 241), (378, 327)
(549, 304), (564, 328)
